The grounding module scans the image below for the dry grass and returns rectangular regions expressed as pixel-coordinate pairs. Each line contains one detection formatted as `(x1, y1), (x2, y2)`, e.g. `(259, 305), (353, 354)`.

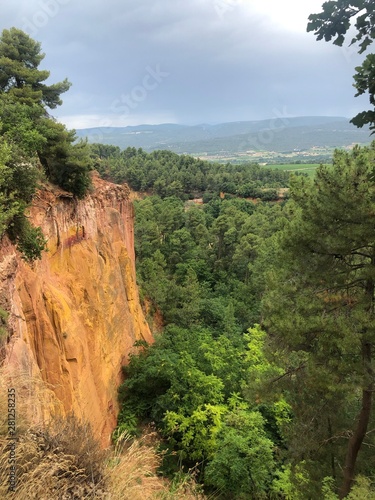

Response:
(0, 426), (205, 499)
(0, 369), (205, 499)
(103, 431), (165, 499)
(103, 431), (205, 500)
(0, 367), (63, 435)
(0, 415), (106, 499)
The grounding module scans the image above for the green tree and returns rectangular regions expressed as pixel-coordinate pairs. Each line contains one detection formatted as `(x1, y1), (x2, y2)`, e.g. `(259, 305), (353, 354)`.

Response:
(138, 250), (170, 309)
(122, 189), (294, 492)
(0, 135), (46, 260)
(7, 213), (46, 261)
(307, 1), (375, 130)
(165, 267), (203, 328)
(0, 94), (46, 155)
(164, 403), (226, 462)
(262, 144), (375, 497)
(0, 28), (92, 198)
(37, 119), (92, 198)
(0, 27), (70, 108)
(204, 404), (276, 499)
(0, 139), (20, 237)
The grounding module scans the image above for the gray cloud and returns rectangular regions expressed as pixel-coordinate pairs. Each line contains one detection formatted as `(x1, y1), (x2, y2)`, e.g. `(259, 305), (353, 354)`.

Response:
(0, 0), (370, 128)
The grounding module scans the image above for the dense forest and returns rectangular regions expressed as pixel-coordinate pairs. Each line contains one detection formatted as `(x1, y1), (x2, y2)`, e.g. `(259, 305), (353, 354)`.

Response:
(90, 143), (289, 201)
(87, 108), (375, 499)
(105, 142), (375, 499)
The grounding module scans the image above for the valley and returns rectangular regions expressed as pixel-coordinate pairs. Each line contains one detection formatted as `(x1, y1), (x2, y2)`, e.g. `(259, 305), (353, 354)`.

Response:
(76, 116), (371, 165)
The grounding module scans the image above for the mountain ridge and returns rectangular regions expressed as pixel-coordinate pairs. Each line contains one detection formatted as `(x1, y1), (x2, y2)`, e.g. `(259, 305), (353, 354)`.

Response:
(76, 116), (371, 156)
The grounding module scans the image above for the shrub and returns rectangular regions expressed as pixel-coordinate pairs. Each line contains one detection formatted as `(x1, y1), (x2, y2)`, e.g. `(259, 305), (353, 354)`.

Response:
(7, 214), (47, 261)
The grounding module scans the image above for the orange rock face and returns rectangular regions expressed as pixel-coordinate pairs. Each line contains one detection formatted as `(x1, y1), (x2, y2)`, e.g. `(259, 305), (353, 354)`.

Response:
(0, 174), (152, 446)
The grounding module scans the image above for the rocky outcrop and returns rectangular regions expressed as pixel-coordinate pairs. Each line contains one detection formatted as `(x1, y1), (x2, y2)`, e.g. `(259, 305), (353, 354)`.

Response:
(0, 173), (152, 446)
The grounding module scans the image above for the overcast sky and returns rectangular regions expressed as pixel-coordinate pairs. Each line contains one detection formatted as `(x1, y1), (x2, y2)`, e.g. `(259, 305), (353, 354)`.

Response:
(0, 0), (370, 129)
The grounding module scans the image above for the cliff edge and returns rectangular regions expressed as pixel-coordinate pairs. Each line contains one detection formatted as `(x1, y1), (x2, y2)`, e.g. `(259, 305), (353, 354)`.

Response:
(0, 173), (152, 446)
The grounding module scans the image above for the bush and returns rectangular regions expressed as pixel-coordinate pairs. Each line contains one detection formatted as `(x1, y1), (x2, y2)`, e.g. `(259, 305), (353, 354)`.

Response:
(7, 214), (47, 261)
(204, 408), (276, 498)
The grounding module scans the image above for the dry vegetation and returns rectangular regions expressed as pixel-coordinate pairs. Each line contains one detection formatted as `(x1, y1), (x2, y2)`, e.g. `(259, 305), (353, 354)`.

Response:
(0, 370), (205, 499)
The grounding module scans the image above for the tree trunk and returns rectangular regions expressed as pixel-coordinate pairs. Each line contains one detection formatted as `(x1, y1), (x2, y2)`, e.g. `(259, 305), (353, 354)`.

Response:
(327, 417), (336, 480)
(37, 152), (51, 178)
(339, 342), (373, 498)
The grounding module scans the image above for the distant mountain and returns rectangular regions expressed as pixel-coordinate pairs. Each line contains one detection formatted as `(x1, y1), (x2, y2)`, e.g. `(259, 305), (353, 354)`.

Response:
(76, 117), (371, 155)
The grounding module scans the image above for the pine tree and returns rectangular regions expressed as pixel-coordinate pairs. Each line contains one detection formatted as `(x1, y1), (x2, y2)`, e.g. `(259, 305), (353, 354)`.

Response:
(0, 28), (92, 199)
(262, 144), (375, 497)
(0, 27), (70, 108)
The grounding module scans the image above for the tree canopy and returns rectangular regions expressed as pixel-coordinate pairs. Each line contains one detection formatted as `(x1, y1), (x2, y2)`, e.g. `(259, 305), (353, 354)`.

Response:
(90, 144), (289, 201)
(307, 1), (375, 130)
(0, 28), (92, 259)
(262, 144), (375, 498)
(0, 27), (92, 198)
(116, 143), (375, 498)
(0, 27), (70, 109)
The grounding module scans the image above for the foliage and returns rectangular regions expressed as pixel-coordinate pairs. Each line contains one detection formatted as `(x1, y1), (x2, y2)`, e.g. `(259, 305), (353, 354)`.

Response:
(117, 141), (375, 496)
(0, 28), (92, 202)
(0, 28), (92, 261)
(323, 475), (375, 499)
(0, 140), (21, 238)
(36, 118), (93, 198)
(270, 463), (311, 500)
(90, 144), (290, 200)
(134, 195), (287, 333)
(0, 94), (46, 156)
(7, 213), (47, 261)
(204, 405), (276, 498)
(116, 180), (298, 495)
(164, 403), (227, 462)
(0, 27), (70, 109)
(262, 143), (375, 497)
(118, 324), (289, 496)
(0, 137), (46, 260)
(307, 1), (375, 131)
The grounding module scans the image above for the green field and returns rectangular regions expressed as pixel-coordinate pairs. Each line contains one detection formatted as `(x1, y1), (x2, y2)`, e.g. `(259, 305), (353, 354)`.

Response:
(266, 163), (326, 176)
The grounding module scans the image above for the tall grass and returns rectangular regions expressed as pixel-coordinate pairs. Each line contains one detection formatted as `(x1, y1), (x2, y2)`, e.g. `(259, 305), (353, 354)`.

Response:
(0, 369), (205, 499)
(104, 431), (205, 499)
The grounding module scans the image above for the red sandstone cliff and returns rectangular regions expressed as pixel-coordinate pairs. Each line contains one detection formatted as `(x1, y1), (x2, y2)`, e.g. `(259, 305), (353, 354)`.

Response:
(0, 173), (152, 446)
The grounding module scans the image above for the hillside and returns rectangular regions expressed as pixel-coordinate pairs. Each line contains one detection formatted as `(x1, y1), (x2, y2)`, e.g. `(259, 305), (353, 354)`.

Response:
(76, 116), (372, 158)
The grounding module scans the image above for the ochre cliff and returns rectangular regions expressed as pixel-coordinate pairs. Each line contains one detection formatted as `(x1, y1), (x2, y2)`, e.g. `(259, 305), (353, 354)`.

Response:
(0, 173), (152, 446)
